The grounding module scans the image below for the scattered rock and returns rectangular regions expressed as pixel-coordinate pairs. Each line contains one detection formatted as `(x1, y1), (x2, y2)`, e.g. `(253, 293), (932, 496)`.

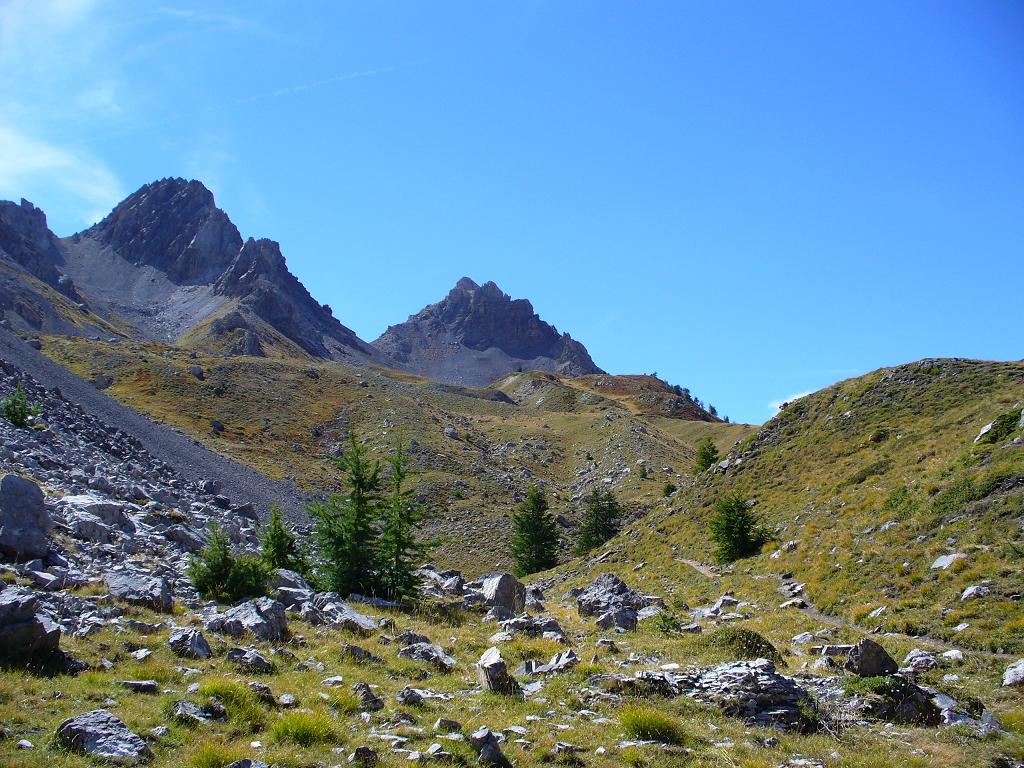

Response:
(207, 598), (287, 641)
(844, 639), (897, 677)
(105, 573), (173, 613)
(168, 627), (212, 659)
(0, 473), (51, 559)
(0, 585), (61, 658)
(477, 646), (522, 696)
(54, 709), (152, 763)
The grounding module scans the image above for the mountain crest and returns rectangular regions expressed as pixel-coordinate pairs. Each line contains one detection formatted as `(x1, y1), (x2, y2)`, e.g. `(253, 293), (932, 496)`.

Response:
(373, 277), (603, 386)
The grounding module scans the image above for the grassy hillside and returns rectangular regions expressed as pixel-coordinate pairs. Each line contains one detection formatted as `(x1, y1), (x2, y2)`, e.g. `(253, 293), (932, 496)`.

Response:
(40, 336), (753, 573)
(577, 358), (1024, 654)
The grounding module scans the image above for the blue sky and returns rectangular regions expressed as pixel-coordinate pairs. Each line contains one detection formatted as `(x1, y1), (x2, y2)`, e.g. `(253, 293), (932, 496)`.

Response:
(2, 1), (1022, 424)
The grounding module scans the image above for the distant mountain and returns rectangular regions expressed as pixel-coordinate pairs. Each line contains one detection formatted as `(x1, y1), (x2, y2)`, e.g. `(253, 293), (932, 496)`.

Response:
(0, 179), (379, 362)
(373, 277), (604, 386)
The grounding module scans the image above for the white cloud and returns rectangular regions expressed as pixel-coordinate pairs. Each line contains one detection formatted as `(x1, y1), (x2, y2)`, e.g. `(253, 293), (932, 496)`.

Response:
(768, 390), (812, 413)
(0, 124), (124, 225)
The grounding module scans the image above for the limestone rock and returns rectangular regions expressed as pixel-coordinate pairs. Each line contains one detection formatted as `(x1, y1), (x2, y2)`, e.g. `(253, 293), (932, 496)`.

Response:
(54, 709), (152, 763)
(844, 639), (897, 677)
(476, 646), (522, 696)
(105, 573), (173, 613)
(168, 627), (212, 659)
(0, 473), (51, 559)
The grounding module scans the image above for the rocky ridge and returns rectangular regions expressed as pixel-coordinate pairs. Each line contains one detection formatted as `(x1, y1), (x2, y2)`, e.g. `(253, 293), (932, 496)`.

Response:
(373, 277), (604, 386)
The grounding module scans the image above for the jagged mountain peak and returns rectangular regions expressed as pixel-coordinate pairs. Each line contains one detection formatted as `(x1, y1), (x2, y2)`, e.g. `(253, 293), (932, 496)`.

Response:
(373, 277), (603, 386)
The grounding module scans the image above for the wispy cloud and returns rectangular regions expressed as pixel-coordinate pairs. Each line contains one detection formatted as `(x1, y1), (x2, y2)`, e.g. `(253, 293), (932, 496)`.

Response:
(768, 390), (812, 413)
(157, 6), (255, 32)
(234, 68), (395, 105)
(0, 125), (124, 225)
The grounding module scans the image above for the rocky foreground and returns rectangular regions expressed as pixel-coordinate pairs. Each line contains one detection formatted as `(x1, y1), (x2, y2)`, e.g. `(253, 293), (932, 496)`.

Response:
(2, 364), (1024, 767)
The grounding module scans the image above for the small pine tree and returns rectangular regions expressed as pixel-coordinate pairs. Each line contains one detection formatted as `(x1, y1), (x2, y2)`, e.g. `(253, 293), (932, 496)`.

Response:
(663, 482), (678, 497)
(1, 382), (41, 427)
(694, 437), (720, 473)
(260, 505), (308, 575)
(639, 464), (648, 480)
(575, 487), (622, 554)
(377, 440), (433, 601)
(708, 493), (767, 563)
(309, 434), (382, 596)
(188, 524), (270, 602)
(510, 486), (559, 577)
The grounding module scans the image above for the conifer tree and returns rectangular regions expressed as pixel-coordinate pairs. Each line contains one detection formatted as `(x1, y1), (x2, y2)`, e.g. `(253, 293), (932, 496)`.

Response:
(694, 436), (720, 473)
(575, 487), (622, 554)
(187, 524), (270, 602)
(309, 434), (382, 596)
(708, 492), (767, 563)
(260, 504), (308, 575)
(510, 486), (559, 576)
(377, 440), (433, 601)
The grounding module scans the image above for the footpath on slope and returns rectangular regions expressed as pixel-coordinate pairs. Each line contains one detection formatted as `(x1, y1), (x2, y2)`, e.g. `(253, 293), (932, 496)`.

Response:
(0, 328), (310, 519)
(678, 556), (1012, 660)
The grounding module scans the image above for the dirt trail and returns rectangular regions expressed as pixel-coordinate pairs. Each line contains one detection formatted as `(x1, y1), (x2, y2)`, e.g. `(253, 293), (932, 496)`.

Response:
(678, 556), (1012, 660)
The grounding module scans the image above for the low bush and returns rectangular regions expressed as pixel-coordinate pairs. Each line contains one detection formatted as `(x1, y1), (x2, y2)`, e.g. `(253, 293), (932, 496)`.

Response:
(0, 382), (41, 427)
(187, 525), (271, 603)
(620, 705), (689, 745)
(269, 710), (339, 747)
(697, 627), (783, 665)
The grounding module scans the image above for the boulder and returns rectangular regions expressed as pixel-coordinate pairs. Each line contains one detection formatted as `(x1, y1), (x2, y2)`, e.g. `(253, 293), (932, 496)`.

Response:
(960, 584), (991, 601)
(397, 642), (457, 672)
(272, 569), (311, 591)
(0, 473), (51, 559)
(0, 585), (61, 657)
(167, 626), (212, 659)
(227, 646), (274, 673)
(105, 573), (173, 613)
(1003, 659), (1024, 687)
(207, 597), (287, 640)
(465, 572), (526, 614)
(930, 553), (966, 570)
(469, 726), (509, 767)
(352, 682), (384, 711)
(575, 573), (646, 619)
(348, 746), (379, 766)
(62, 494), (134, 531)
(476, 647), (522, 696)
(844, 638), (897, 677)
(595, 607), (637, 631)
(902, 649), (938, 672)
(54, 709), (152, 763)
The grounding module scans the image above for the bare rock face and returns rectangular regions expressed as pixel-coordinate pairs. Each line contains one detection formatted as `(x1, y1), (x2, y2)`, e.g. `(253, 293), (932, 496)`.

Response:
(373, 277), (603, 386)
(0, 472), (52, 559)
(0, 199), (67, 288)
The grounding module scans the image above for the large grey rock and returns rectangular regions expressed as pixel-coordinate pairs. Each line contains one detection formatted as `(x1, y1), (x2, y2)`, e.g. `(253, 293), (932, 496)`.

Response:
(466, 572), (526, 614)
(0, 473), (51, 559)
(678, 658), (815, 731)
(226, 646), (274, 673)
(62, 494), (134, 531)
(167, 626), (212, 659)
(54, 709), (152, 763)
(469, 726), (509, 767)
(106, 572), (174, 613)
(844, 638), (897, 677)
(476, 647), (522, 696)
(1004, 659), (1024, 687)
(575, 573), (645, 618)
(0, 585), (61, 657)
(207, 597), (287, 640)
(272, 568), (310, 591)
(352, 682), (384, 711)
(397, 642), (457, 672)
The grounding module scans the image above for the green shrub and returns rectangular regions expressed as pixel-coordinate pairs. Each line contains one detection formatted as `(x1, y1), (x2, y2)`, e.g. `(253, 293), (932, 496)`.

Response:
(260, 504), (309, 575)
(510, 486), (559, 576)
(694, 437), (719, 473)
(187, 525), (271, 603)
(187, 741), (248, 768)
(697, 627), (783, 665)
(708, 493), (767, 563)
(620, 705), (689, 744)
(269, 710), (339, 747)
(663, 482), (677, 497)
(1, 382), (41, 427)
(197, 677), (267, 733)
(977, 407), (1023, 445)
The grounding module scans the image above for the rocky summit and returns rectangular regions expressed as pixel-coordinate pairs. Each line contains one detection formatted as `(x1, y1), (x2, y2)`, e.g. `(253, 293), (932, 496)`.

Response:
(373, 277), (604, 386)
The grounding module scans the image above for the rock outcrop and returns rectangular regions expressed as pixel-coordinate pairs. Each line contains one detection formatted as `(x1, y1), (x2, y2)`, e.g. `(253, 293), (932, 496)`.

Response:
(0, 472), (51, 559)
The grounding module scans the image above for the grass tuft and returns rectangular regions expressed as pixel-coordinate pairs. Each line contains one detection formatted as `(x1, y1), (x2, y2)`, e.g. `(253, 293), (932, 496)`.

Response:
(620, 705), (690, 745)
(269, 710), (340, 747)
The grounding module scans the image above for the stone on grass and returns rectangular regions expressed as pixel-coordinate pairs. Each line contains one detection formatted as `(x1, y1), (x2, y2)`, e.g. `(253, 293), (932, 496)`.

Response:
(168, 627), (211, 659)
(476, 647), (522, 696)
(54, 709), (152, 763)
(0, 585), (61, 657)
(207, 598), (287, 641)
(397, 642), (457, 672)
(469, 726), (508, 767)
(1003, 659), (1024, 688)
(844, 638), (897, 677)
